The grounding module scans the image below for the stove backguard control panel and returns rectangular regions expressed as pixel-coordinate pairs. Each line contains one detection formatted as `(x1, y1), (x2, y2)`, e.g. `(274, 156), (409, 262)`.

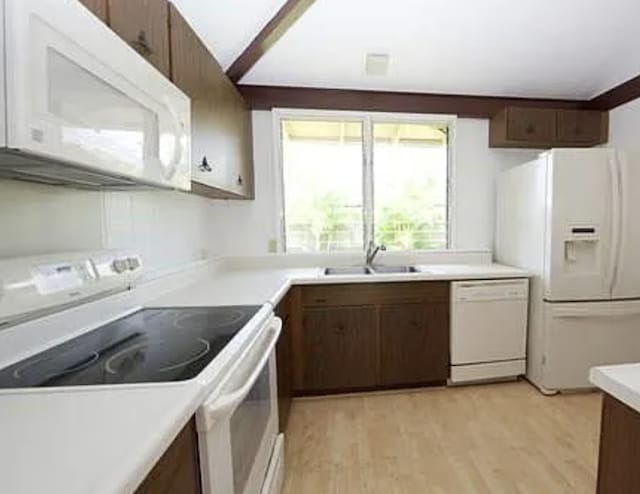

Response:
(0, 251), (143, 328)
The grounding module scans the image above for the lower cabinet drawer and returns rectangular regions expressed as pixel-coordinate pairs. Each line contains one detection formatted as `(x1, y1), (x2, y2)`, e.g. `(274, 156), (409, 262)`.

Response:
(302, 282), (449, 307)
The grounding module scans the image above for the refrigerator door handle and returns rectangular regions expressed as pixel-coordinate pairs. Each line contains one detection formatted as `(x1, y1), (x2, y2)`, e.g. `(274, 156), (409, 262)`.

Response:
(607, 153), (622, 295)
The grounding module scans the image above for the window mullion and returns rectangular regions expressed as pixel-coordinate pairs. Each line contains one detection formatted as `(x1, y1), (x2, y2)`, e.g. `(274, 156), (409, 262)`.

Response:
(362, 115), (374, 250)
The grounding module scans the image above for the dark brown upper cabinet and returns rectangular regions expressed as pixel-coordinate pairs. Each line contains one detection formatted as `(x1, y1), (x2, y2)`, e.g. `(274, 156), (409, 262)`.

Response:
(78, 0), (108, 22)
(169, 5), (254, 199)
(556, 109), (609, 146)
(490, 106), (608, 148)
(107, 0), (171, 78)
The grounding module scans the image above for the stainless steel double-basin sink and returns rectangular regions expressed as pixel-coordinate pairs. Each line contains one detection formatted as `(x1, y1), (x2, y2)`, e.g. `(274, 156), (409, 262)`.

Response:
(324, 265), (420, 276)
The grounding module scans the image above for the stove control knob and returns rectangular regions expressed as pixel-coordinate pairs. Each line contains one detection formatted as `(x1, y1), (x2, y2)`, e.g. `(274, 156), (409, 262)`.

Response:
(112, 259), (129, 274)
(127, 257), (141, 271)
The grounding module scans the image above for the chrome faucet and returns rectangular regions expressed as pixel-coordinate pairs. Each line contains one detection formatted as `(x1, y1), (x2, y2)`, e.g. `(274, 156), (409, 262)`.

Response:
(365, 241), (386, 267)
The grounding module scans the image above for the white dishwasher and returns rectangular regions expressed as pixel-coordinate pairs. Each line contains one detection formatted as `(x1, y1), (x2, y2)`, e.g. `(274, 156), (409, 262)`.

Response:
(450, 279), (529, 384)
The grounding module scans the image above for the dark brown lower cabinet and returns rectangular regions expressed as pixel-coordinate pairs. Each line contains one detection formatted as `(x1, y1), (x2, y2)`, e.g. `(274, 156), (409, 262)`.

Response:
(275, 290), (294, 432)
(135, 418), (201, 494)
(293, 282), (450, 395)
(302, 306), (378, 392)
(597, 393), (640, 494)
(380, 303), (449, 386)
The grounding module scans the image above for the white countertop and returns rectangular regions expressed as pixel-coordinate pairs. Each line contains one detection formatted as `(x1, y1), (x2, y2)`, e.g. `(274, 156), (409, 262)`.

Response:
(149, 263), (529, 308)
(0, 261), (529, 494)
(590, 364), (640, 413)
(0, 384), (202, 494)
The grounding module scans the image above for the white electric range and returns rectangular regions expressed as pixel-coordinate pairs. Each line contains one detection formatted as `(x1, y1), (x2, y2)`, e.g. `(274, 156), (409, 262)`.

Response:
(0, 251), (284, 494)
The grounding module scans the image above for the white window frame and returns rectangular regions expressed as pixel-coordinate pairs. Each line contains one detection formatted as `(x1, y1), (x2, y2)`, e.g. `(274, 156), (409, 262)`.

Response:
(272, 108), (457, 253)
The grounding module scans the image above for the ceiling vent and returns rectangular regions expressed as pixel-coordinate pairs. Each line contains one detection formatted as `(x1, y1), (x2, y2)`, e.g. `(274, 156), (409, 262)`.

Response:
(365, 53), (389, 76)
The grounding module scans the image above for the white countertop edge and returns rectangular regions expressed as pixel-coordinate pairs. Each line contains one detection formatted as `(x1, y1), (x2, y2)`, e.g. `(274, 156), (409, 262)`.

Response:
(590, 364), (640, 413)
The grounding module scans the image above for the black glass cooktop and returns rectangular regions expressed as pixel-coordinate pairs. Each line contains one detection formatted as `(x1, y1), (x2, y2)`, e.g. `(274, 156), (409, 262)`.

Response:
(0, 306), (261, 389)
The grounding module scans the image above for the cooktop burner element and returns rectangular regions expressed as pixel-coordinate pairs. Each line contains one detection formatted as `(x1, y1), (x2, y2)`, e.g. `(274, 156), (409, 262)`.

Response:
(0, 306), (261, 388)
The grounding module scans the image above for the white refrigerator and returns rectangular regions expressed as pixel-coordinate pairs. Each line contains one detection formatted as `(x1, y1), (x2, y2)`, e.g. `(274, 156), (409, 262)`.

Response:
(495, 148), (640, 393)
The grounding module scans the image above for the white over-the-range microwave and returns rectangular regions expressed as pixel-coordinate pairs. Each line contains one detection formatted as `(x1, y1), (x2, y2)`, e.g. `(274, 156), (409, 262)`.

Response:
(0, 0), (191, 190)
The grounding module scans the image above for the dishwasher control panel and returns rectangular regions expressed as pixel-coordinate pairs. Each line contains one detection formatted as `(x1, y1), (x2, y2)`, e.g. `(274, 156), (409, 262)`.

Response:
(452, 279), (529, 302)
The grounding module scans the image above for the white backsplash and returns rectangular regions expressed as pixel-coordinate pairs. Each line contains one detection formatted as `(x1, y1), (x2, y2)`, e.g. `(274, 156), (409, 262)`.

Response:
(0, 179), (215, 275)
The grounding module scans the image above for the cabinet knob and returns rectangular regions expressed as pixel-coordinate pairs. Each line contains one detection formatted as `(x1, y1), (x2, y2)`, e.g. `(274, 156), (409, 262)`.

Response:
(525, 124), (536, 134)
(333, 325), (345, 334)
(131, 30), (153, 57)
(198, 156), (212, 172)
(575, 126), (583, 136)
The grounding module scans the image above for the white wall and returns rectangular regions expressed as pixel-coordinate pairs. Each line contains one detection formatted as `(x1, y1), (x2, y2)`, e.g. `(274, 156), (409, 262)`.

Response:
(0, 180), (215, 275)
(609, 97), (640, 150)
(0, 111), (540, 270)
(206, 111), (538, 255)
(205, 111), (281, 255)
(452, 119), (538, 249)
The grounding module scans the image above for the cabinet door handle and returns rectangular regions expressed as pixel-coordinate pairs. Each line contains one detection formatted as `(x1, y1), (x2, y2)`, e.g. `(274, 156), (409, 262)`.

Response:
(525, 124), (536, 134)
(198, 156), (213, 172)
(575, 125), (583, 136)
(333, 325), (345, 334)
(131, 30), (153, 57)
(237, 174), (243, 186)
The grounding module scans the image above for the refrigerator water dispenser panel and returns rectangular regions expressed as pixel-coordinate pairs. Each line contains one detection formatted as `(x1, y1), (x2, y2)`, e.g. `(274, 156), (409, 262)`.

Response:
(564, 224), (600, 273)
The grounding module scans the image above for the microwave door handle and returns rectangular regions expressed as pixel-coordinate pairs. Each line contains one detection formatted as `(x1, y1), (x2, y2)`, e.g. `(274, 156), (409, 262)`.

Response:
(200, 318), (282, 427)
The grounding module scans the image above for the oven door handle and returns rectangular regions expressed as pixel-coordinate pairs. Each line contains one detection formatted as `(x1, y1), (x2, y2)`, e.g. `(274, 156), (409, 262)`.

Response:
(199, 317), (282, 429)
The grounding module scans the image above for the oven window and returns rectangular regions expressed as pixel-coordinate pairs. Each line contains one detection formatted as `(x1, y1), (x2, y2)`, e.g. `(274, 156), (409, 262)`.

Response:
(230, 359), (272, 494)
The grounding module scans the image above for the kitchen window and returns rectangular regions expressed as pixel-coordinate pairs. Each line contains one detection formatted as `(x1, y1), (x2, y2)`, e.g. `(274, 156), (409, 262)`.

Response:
(277, 111), (452, 252)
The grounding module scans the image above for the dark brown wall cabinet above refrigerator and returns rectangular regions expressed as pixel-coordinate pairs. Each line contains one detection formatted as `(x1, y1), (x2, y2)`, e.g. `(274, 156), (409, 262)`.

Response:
(490, 106), (609, 148)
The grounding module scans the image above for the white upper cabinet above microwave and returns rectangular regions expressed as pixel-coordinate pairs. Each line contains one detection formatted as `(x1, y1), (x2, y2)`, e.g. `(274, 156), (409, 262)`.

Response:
(0, 0), (191, 190)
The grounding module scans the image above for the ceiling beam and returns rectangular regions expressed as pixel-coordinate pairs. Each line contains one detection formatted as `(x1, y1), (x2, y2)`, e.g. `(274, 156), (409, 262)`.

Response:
(226, 0), (315, 83)
(588, 74), (640, 111)
(237, 85), (589, 119)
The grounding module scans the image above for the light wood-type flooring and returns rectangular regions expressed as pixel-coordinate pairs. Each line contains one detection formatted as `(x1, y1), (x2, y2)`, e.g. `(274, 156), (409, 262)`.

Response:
(281, 381), (601, 494)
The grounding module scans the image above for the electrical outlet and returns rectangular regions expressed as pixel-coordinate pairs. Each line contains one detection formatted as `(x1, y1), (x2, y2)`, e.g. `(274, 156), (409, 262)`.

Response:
(267, 239), (278, 253)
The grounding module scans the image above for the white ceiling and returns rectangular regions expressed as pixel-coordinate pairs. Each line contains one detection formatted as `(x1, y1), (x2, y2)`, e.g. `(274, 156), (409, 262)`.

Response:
(175, 0), (640, 100)
(170, 0), (287, 70)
